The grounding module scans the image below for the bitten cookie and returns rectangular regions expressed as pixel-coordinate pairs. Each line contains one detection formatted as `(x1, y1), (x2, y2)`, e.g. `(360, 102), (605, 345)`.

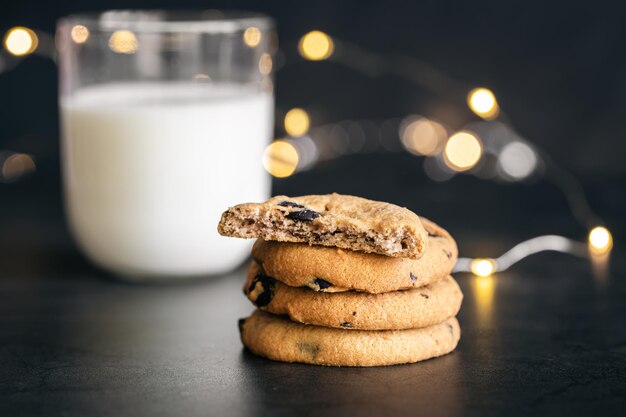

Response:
(218, 193), (428, 259)
(239, 310), (461, 367)
(251, 217), (457, 293)
(244, 266), (463, 330)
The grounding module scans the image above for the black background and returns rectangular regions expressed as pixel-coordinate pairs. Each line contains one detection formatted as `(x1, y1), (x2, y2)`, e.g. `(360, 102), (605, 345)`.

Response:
(1, 0), (625, 267)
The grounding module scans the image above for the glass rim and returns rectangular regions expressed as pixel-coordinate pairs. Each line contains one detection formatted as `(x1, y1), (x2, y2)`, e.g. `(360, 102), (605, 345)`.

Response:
(58, 10), (274, 33)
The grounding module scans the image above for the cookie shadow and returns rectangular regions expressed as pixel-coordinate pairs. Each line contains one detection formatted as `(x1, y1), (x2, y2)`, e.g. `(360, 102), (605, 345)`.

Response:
(237, 348), (464, 417)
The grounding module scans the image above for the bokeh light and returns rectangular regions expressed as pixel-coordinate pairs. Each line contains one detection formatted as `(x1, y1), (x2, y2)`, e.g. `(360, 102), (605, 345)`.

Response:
(1, 153), (36, 183)
(108, 30), (138, 54)
(298, 30), (334, 61)
(263, 140), (299, 178)
(284, 108), (310, 137)
(498, 141), (538, 180)
(4, 27), (38, 56)
(71, 25), (90, 44)
(470, 258), (497, 277)
(243, 26), (262, 47)
(588, 226), (613, 255)
(193, 73), (211, 82)
(400, 117), (447, 156)
(443, 131), (483, 171)
(467, 88), (499, 120)
(423, 156), (455, 182)
(259, 53), (272, 75)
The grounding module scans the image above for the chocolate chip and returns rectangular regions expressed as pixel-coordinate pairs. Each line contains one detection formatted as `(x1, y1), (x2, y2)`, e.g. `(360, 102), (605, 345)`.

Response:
(427, 231), (440, 238)
(313, 278), (332, 290)
(297, 342), (320, 359)
(340, 322), (352, 328)
(246, 272), (276, 307)
(278, 200), (305, 208)
(409, 272), (417, 281)
(352, 311), (357, 316)
(286, 209), (321, 222)
(420, 293), (429, 299)
(443, 249), (452, 259)
(237, 318), (246, 334)
(446, 323), (454, 337)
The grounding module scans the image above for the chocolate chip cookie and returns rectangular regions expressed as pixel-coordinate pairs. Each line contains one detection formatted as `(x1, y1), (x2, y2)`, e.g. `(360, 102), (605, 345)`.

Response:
(239, 310), (460, 367)
(218, 193), (428, 259)
(251, 217), (456, 293)
(244, 266), (463, 330)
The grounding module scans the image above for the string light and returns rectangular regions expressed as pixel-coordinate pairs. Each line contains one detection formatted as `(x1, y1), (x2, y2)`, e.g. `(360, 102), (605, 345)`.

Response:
(588, 226), (613, 255)
(4, 27), (38, 56)
(296, 32), (602, 232)
(298, 31), (334, 61)
(470, 258), (497, 277)
(400, 117), (447, 156)
(259, 53), (272, 75)
(284, 108), (310, 137)
(467, 88), (499, 120)
(70, 25), (89, 44)
(0, 27), (609, 281)
(263, 140), (299, 178)
(443, 131), (482, 171)
(455, 235), (589, 276)
(243, 26), (262, 48)
(108, 30), (138, 54)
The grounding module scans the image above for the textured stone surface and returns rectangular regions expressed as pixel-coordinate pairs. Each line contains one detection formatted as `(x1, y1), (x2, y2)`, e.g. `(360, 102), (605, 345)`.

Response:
(1, 259), (625, 416)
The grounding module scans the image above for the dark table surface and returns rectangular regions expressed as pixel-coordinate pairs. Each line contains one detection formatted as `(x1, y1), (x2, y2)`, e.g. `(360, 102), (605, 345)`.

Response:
(1, 154), (625, 416)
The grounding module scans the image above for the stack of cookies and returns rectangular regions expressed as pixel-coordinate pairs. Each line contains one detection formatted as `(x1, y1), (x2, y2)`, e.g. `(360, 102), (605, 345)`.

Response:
(218, 193), (462, 367)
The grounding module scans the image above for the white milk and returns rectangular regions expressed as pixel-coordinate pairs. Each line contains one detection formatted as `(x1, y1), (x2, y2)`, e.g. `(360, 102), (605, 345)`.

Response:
(61, 83), (273, 279)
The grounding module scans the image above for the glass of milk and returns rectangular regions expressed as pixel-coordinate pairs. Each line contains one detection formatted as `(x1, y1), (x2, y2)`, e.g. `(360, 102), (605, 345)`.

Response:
(57, 11), (274, 280)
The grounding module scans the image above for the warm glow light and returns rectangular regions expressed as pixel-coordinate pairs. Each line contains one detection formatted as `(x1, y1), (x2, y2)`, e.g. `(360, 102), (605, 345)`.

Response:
(468, 88), (499, 120)
(193, 73), (211, 82)
(259, 53), (272, 75)
(470, 258), (497, 277)
(71, 25), (90, 44)
(284, 108), (310, 137)
(472, 274), (496, 322)
(4, 27), (38, 56)
(263, 141), (299, 178)
(108, 30), (138, 54)
(444, 131), (482, 171)
(243, 26), (262, 47)
(1, 153), (36, 183)
(298, 30), (334, 61)
(588, 226), (613, 255)
(400, 117), (447, 156)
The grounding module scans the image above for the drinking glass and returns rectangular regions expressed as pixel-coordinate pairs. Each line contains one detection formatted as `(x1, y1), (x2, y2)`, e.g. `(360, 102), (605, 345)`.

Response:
(57, 10), (275, 280)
